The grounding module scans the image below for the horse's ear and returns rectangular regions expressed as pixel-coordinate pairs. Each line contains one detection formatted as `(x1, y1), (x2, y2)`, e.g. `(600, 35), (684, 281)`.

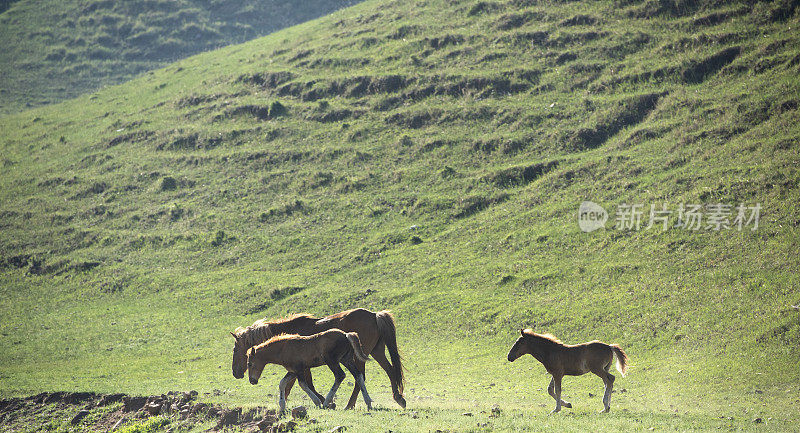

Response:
(520, 328), (524, 335)
(230, 332), (239, 340)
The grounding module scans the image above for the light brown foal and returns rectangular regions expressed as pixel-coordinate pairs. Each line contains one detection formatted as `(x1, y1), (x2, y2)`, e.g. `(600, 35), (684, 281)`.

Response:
(507, 329), (628, 413)
(247, 329), (372, 416)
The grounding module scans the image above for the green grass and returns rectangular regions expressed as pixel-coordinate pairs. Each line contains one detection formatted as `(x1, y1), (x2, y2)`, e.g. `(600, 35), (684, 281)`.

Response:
(116, 416), (170, 433)
(1, 0), (800, 431)
(0, 0), (362, 114)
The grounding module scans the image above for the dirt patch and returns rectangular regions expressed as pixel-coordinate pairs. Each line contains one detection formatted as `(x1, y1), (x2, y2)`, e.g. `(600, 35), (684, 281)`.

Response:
(0, 391), (286, 432)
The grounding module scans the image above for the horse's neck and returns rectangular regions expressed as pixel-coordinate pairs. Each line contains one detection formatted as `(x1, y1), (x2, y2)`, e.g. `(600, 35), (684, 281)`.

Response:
(531, 342), (561, 364)
(261, 340), (303, 367)
(257, 344), (282, 366)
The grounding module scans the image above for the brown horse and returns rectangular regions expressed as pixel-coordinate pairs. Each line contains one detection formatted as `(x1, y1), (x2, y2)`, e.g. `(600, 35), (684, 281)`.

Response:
(247, 329), (372, 416)
(507, 329), (628, 413)
(231, 308), (405, 409)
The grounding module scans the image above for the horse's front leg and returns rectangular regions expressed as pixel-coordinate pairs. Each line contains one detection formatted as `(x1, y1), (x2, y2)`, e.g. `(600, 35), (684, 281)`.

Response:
(548, 375), (565, 414)
(278, 372), (296, 417)
(547, 376), (572, 409)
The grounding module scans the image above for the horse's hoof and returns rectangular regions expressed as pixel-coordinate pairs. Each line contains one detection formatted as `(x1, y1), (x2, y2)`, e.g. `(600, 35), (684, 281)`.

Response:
(600, 408), (610, 413)
(549, 409), (561, 415)
(327, 402), (336, 410)
(562, 402), (572, 408)
(394, 395), (407, 409)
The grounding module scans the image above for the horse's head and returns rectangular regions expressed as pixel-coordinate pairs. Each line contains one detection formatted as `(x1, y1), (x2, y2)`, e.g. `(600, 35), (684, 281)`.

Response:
(507, 328), (532, 362)
(246, 346), (266, 385)
(232, 322), (273, 379)
(231, 330), (248, 379)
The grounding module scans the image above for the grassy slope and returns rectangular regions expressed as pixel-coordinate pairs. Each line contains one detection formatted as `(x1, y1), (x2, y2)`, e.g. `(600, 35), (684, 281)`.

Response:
(0, 0), (361, 114)
(1, 0), (800, 431)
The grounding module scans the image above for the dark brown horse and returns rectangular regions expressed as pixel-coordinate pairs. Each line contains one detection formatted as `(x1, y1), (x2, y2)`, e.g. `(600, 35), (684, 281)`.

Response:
(247, 329), (372, 416)
(232, 308), (405, 409)
(507, 329), (628, 413)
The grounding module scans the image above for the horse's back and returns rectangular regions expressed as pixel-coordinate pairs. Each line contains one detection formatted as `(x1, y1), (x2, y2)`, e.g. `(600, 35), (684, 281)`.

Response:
(317, 308), (374, 325)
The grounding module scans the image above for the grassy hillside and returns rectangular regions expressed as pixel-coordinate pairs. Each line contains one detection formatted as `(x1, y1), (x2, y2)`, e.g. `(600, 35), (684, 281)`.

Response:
(1, 0), (800, 431)
(0, 0), (362, 114)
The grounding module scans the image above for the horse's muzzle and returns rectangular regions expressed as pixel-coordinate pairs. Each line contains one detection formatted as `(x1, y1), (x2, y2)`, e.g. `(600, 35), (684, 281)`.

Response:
(249, 378), (258, 385)
(507, 352), (516, 362)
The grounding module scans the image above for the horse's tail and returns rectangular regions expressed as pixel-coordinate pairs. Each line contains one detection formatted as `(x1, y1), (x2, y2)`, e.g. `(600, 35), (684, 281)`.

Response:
(376, 310), (405, 394)
(610, 344), (628, 377)
(345, 332), (370, 363)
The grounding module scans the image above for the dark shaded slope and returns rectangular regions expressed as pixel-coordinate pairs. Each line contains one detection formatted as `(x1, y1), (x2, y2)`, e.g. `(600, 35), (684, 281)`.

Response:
(0, 0), (361, 114)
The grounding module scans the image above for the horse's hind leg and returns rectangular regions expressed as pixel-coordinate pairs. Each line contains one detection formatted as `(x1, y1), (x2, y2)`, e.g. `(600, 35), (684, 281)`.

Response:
(547, 376), (571, 409)
(344, 361), (372, 410)
(300, 368), (325, 405)
(297, 373), (324, 408)
(344, 359), (366, 410)
(323, 362), (346, 409)
(593, 363), (615, 413)
(371, 340), (406, 408)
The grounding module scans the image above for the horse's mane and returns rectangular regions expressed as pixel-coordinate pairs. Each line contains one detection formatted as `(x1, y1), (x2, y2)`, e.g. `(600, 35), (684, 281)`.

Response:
(264, 333), (303, 345)
(234, 314), (317, 348)
(523, 329), (564, 346)
(249, 333), (308, 354)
